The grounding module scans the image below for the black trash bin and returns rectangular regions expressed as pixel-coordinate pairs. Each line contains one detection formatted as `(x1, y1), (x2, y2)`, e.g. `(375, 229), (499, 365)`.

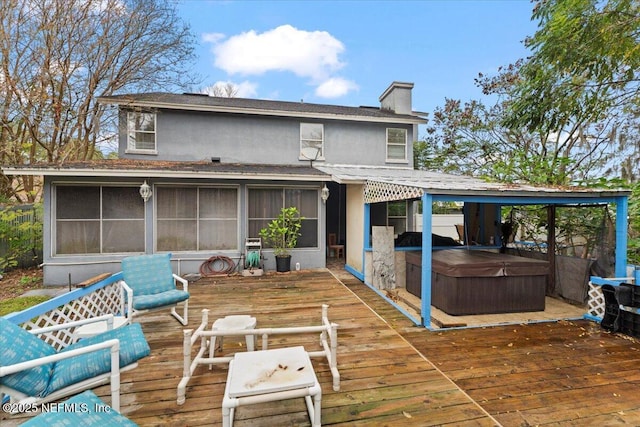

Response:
(616, 283), (635, 306)
(601, 284), (622, 332)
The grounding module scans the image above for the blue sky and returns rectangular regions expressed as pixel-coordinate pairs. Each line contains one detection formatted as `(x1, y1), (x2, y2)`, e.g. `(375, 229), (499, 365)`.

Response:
(177, 0), (538, 116)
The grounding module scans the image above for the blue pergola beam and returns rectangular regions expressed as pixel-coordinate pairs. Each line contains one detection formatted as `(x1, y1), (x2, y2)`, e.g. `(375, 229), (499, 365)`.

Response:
(433, 195), (620, 205)
(421, 193), (433, 328)
(616, 195), (628, 278)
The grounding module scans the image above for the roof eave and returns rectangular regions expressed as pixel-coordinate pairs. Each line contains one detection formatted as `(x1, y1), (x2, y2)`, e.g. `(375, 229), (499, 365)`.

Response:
(1, 167), (330, 182)
(96, 97), (427, 125)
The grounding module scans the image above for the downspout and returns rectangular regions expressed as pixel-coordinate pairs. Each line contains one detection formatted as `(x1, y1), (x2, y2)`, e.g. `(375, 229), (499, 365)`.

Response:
(421, 193), (433, 328)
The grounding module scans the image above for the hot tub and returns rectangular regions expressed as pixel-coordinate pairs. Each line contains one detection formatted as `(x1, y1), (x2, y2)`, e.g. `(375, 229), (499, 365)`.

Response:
(406, 249), (549, 315)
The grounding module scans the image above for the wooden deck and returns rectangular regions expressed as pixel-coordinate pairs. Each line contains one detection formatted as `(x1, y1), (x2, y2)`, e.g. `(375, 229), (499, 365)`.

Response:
(6, 268), (640, 426)
(339, 270), (640, 426)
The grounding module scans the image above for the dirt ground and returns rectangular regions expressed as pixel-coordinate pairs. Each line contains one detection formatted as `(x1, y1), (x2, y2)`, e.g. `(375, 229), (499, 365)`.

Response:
(0, 267), (44, 301)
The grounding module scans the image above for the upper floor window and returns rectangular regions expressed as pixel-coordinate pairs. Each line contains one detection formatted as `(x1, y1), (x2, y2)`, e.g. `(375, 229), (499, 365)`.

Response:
(127, 112), (156, 153)
(300, 123), (324, 161)
(386, 128), (407, 162)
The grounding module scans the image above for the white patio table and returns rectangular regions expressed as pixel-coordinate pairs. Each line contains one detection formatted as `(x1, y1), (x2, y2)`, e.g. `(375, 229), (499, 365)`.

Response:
(221, 345), (321, 427)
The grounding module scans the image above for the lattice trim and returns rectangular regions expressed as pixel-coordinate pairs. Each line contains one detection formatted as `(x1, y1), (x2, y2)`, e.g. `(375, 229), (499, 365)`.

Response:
(587, 282), (605, 319)
(364, 180), (423, 203)
(21, 281), (125, 351)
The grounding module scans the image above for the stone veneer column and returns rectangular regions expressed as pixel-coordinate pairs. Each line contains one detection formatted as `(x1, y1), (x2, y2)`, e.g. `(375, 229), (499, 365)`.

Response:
(372, 226), (396, 290)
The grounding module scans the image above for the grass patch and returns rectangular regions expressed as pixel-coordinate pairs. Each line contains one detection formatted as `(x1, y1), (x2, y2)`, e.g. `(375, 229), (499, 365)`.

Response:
(0, 295), (50, 316)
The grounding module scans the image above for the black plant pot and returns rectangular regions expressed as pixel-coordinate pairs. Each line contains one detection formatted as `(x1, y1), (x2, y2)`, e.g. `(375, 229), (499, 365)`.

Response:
(275, 255), (291, 272)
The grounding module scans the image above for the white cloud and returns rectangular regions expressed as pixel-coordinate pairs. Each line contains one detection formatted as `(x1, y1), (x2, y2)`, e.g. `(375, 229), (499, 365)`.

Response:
(211, 25), (345, 82)
(233, 81), (258, 98)
(203, 80), (258, 98)
(202, 32), (225, 44)
(315, 77), (359, 98)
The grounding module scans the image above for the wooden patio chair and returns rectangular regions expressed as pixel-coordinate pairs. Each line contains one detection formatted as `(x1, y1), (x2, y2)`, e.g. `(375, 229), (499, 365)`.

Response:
(121, 253), (190, 325)
(328, 233), (344, 259)
(0, 316), (150, 412)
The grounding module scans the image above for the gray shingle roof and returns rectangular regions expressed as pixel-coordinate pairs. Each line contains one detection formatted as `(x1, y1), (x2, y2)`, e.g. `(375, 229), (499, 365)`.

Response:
(97, 92), (426, 123)
(3, 159), (329, 180)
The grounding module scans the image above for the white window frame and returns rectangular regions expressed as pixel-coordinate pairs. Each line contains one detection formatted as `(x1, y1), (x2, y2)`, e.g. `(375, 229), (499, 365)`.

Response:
(247, 186), (319, 249)
(126, 111), (157, 154)
(386, 127), (407, 163)
(53, 184), (146, 255)
(387, 200), (407, 235)
(154, 184), (240, 253)
(299, 123), (324, 161)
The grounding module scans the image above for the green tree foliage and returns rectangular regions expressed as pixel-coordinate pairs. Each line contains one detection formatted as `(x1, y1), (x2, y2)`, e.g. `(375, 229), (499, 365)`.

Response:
(415, 0), (639, 263)
(0, 205), (43, 271)
(505, 0), (640, 181)
(628, 182), (640, 264)
(509, 0), (640, 129)
(0, 0), (198, 202)
(418, 97), (614, 186)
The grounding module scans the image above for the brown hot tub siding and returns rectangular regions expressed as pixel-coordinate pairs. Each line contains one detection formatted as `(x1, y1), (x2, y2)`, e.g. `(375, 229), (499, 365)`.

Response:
(406, 250), (549, 315)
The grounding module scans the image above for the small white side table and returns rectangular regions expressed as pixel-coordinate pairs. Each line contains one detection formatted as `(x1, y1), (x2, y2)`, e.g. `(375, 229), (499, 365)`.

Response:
(74, 316), (129, 339)
(210, 315), (257, 358)
(222, 346), (321, 427)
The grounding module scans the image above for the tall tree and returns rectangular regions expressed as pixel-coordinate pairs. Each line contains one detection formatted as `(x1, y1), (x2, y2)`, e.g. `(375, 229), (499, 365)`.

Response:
(417, 94), (616, 186)
(0, 0), (198, 202)
(419, 0), (640, 186)
(504, 0), (640, 180)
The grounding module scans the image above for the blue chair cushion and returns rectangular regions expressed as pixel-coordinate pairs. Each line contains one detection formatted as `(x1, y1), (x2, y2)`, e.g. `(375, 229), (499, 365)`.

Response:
(44, 323), (150, 396)
(121, 253), (176, 296)
(0, 317), (55, 397)
(131, 289), (189, 310)
(21, 390), (138, 426)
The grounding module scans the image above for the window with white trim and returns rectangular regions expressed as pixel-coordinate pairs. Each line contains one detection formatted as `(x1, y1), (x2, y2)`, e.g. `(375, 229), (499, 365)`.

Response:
(299, 123), (324, 161)
(387, 200), (407, 234)
(248, 187), (318, 248)
(55, 185), (145, 254)
(127, 112), (156, 152)
(156, 186), (238, 251)
(386, 128), (407, 162)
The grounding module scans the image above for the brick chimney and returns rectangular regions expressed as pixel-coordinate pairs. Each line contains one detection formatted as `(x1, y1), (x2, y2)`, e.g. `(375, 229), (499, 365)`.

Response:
(379, 81), (414, 115)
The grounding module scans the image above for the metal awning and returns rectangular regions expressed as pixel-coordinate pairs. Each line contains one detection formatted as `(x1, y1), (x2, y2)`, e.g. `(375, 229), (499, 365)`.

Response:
(314, 165), (630, 204)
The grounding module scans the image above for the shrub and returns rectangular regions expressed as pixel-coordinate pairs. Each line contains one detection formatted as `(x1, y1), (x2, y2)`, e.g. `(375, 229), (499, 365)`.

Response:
(0, 204), (43, 272)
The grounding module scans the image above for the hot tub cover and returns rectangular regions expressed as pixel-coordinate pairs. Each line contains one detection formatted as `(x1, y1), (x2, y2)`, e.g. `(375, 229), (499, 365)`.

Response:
(431, 249), (549, 278)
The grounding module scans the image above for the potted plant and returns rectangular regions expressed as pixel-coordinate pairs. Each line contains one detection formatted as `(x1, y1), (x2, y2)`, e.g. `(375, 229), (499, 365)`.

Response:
(259, 207), (303, 272)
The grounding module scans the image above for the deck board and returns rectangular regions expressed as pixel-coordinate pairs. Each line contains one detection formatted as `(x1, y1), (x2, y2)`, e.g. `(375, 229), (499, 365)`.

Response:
(6, 267), (640, 426)
(338, 268), (640, 426)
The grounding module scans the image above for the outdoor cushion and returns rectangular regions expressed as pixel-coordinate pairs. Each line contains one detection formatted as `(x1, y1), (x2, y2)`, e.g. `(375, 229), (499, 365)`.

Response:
(21, 390), (137, 426)
(44, 323), (150, 396)
(0, 317), (55, 397)
(122, 253), (175, 296)
(131, 289), (189, 310)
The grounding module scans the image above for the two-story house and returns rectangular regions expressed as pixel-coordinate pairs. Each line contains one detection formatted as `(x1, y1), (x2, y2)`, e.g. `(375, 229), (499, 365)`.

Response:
(3, 81), (426, 286)
(3, 80), (630, 329)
